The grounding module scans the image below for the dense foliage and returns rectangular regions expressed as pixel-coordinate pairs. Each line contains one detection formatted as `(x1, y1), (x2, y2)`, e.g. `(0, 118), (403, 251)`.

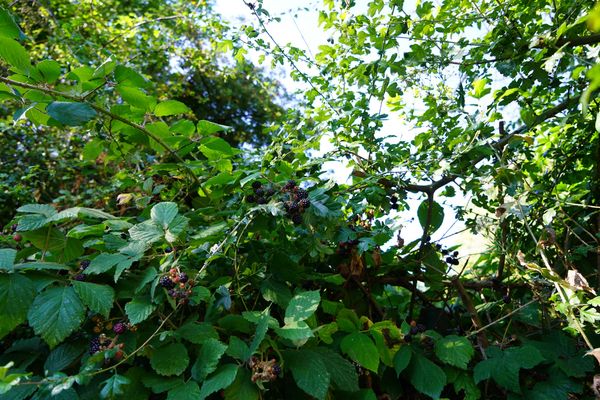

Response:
(1, 0), (600, 399)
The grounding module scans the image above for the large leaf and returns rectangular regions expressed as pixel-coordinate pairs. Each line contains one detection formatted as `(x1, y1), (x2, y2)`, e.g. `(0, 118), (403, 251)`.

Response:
(167, 381), (201, 400)
(44, 342), (85, 373)
(191, 339), (228, 382)
(223, 368), (259, 400)
(340, 332), (379, 372)
(0, 8), (22, 39)
(0, 37), (30, 72)
(0, 249), (16, 271)
(129, 220), (163, 244)
(155, 100), (190, 116)
(284, 290), (320, 324)
(408, 353), (447, 399)
(100, 374), (130, 399)
(27, 286), (85, 348)
(125, 296), (156, 325)
(434, 335), (474, 369)
(0, 273), (35, 338)
(150, 342), (189, 376)
(198, 364), (239, 399)
(417, 200), (444, 234)
(394, 345), (412, 376)
(46, 102), (97, 126)
(313, 347), (359, 392)
(285, 350), (330, 400)
(72, 281), (115, 318)
(150, 202), (178, 229)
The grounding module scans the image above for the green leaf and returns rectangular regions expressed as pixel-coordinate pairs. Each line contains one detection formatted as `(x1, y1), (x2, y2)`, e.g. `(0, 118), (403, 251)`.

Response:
(340, 332), (379, 372)
(417, 200), (444, 234)
(191, 339), (228, 382)
(435, 335), (474, 369)
(151, 202), (178, 229)
(197, 120), (230, 135)
(473, 345), (544, 393)
(284, 290), (320, 324)
(150, 342), (189, 376)
(46, 102), (97, 126)
(0, 8), (22, 39)
(129, 220), (163, 244)
(0, 249), (16, 271)
(125, 296), (156, 325)
(167, 381), (201, 400)
(177, 321), (219, 344)
(72, 281), (115, 318)
(37, 60), (61, 84)
(314, 347), (359, 392)
(0, 37), (30, 72)
(248, 309), (270, 357)
(44, 342), (84, 373)
(27, 286), (85, 348)
(199, 364), (239, 399)
(408, 353), (446, 399)
(0, 273), (35, 338)
(117, 85), (156, 111)
(17, 204), (56, 217)
(155, 100), (190, 116)
(394, 345), (412, 376)
(285, 350), (330, 400)
(226, 336), (250, 361)
(100, 374), (130, 399)
(85, 253), (130, 275)
(223, 368), (259, 400)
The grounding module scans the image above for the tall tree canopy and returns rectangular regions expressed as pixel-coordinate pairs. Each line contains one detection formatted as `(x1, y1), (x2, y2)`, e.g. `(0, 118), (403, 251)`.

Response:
(0, 0), (600, 399)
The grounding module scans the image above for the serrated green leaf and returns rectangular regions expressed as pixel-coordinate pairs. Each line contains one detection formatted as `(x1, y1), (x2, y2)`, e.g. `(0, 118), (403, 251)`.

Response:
(285, 350), (330, 400)
(17, 204), (56, 217)
(167, 381), (201, 400)
(199, 364), (238, 399)
(191, 339), (228, 382)
(340, 332), (379, 372)
(284, 290), (320, 324)
(27, 286), (85, 348)
(72, 281), (115, 317)
(125, 296), (156, 325)
(408, 353), (446, 399)
(248, 309), (270, 357)
(0, 249), (16, 271)
(151, 202), (178, 228)
(46, 102), (97, 126)
(155, 100), (190, 116)
(0, 37), (30, 72)
(44, 342), (84, 373)
(100, 374), (130, 399)
(177, 321), (219, 344)
(0, 273), (35, 338)
(150, 342), (189, 376)
(129, 220), (163, 244)
(435, 335), (474, 369)
(85, 253), (129, 275)
(394, 345), (412, 376)
(223, 368), (259, 400)
(314, 347), (359, 392)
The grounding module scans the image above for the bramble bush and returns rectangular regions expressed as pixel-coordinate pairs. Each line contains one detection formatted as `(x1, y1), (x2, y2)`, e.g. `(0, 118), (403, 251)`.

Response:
(1, 0), (600, 399)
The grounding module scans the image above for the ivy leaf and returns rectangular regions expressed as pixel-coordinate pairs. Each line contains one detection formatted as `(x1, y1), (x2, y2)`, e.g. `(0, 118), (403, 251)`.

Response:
(125, 296), (156, 325)
(408, 352), (447, 399)
(150, 343), (189, 376)
(284, 290), (320, 324)
(100, 374), (130, 399)
(72, 281), (115, 318)
(417, 200), (444, 234)
(191, 339), (228, 382)
(199, 364), (239, 399)
(0, 273), (35, 338)
(285, 350), (330, 400)
(340, 332), (379, 372)
(167, 381), (201, 400)
(155, 100), (190, 116)
(27, 286), (85, 348)
(0, 37), (30, 72)
(46, 102), (97, 126)
(473, 345), (544, 393)
(434, 335), (474, 369)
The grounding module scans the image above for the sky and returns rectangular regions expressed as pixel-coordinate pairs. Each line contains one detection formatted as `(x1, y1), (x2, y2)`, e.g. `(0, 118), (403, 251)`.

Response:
(213, 0), (488, 260)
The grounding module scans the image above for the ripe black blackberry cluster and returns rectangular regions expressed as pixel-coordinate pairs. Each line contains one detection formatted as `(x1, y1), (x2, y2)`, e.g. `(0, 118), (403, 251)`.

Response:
(248, 357), (281, 382)
(435, 245), (460, 266)
(160, 268), (193, 305)
(89, 334), (111, 355)
(246, 181), (276, 205)
(283, 180), (310, 225)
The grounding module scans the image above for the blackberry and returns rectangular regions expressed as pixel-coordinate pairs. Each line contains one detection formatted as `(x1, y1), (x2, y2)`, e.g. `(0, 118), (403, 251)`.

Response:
(410, 326), (419, 335)
(298, 198), (311, 209)
(246, 195), (256, 203)
(159, 276), (175, 289)
(452, 258), (460, 266)
(254, 188), (264, 196)
(445, 257), (453, 264)
(89, 337), (101, 354)
(295, 189), (308, 199)
(435, 244), (442, 250)
(251, 181), (262, 190)
(178, 272), (188, 283)
(168, 289), (178, 298)
(165, 247), (172, 253)
(391, 203), (399, 210)
(80, 260), (91, 269)
(502, 294), (511, 304)
(390, 195), (398, 204)
(265, 187), (275, 196)
(113, 322), (127, 334)
(283, 180), (296, 190)
(453, 251), (459, 257)
(287, 201), (300, 213)
(291, 214), (303, 225)
(73, 274), (86, 281)
(417, 324), (426, 333)
(272, 364), (281, 376)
